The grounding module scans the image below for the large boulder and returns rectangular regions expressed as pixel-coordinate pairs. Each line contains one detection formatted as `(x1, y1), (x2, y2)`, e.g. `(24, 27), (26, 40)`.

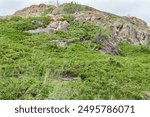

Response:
(26, 21), (70, 34)
(95, 21), (150, 55)
(57, 21), (70, 30)
(47, 21), (70, 30)
(110, 22), (150, 45)
(95, 33), (120, 55)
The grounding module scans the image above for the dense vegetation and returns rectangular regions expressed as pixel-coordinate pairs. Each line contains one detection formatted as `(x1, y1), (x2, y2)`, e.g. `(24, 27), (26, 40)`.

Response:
(61, 2), (93, 14)
(0, 13), (150, 100)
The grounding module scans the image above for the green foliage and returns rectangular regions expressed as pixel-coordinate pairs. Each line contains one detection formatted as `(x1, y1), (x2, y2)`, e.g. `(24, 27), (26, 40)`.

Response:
(82, 40), (102, 51)
(60, 14), (74, 23)
(0, 78), (55, 99)
(10, 16), (23, 21)
(0, 15), (150, 100)
(42, 7), (54, 16)
(62, 2), (92, 14)
(55, 21), (100, 41)
(109, 15), (121, 22)
(120, 43), (150, 56)
(9, 16), (51, 31)
(97, 26), (112, 39)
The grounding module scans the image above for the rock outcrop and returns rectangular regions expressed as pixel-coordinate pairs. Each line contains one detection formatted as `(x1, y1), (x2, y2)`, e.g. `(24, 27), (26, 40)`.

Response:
(72, 11), (150, 54)
(72, 10), (150, 54)
(96, 24), (150, 55)
(111, 22), (149, 45)
(13, 4), (55, 17)
(73, 11), (110, 24)
(13, 3), (150, 55)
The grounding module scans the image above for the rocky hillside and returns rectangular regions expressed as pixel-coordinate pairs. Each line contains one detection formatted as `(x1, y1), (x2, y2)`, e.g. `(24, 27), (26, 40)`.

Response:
(13, 4), (55, 17)
(0, 2), (150, 100)
(12, 3), (150, 55)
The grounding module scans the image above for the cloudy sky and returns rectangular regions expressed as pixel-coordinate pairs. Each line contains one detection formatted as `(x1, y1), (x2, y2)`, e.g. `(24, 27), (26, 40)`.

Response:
(0, 0), (150, 24)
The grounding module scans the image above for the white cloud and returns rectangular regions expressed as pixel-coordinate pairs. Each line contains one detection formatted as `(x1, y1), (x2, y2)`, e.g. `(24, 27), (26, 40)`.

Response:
(0, 0), (149, 24)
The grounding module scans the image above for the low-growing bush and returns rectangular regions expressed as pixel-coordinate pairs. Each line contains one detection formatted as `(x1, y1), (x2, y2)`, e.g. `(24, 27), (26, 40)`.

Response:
(97, 26), (112, 39)
(62, 2), (92, 14)
(42, 7), (54, 16)
(8, 16), (51, 31)
(0, 13), (150, 100)
(10, 16), (23, 21)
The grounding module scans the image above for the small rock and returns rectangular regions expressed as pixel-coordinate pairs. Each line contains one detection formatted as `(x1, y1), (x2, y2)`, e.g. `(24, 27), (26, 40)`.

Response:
(140, 91), (150, 100)
(50, 40), (70, 47)
(85, 17), (91, 21)
(25, 27), (55, 34)
(91, 16), (97, 22)
(51, 14), (64, 21)
(47, 21), (59, 29)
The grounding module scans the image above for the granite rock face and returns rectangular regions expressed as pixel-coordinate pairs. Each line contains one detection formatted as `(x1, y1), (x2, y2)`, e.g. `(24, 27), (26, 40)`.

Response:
(73, 11), (150, 54)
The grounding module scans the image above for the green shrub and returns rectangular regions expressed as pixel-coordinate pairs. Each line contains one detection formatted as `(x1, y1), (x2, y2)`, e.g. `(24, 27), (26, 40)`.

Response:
(120, 43), (150, 56)
(10, 16), (23, 21)
(0, 11), (150, 100)
(62, 2), (92, 14)
(109, 15), (121, 22)
(82, 40), (102, 51)
(97, 26), (112, 39)
(8, 16), (51, 31)
(55, 21), (100, 40)
(42, 7), (54, 16)
(0, 78), (55, 100)
(60, 14), (74, 23)
(140, 46), (150, 54)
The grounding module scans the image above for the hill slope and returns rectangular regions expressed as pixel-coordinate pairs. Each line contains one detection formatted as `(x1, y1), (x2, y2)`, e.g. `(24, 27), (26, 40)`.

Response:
(0, 2), (150, 99)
